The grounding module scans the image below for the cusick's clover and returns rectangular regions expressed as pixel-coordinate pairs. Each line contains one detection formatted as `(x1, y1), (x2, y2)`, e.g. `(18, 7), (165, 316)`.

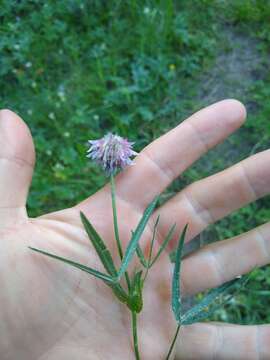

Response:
(87, 133), (138, 175)
(29, 132), (249, 360)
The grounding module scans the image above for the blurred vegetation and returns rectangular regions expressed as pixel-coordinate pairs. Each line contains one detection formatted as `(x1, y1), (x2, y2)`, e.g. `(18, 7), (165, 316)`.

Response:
(0, 0), (269, 324)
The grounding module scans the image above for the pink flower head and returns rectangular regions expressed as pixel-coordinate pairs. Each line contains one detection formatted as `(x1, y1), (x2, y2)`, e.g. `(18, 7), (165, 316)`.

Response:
(87, 133), (137, 175)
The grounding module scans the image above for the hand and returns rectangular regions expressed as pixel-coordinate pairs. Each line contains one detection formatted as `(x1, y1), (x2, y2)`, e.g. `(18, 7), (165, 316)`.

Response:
(1, 100), (269, 360)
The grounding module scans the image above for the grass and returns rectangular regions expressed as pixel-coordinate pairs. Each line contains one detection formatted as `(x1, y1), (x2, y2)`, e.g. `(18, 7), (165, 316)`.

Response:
(0, 0), (270, 326)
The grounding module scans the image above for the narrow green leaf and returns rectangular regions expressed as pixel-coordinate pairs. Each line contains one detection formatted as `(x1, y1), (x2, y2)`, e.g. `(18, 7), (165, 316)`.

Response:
(135, 214), (159, 268)
(132, 270), (143, 293)
(181, 275), (249, 325)
(128, 270), (144, 313)
(29, 246), (115, 283)
(136, 245), (148, 268)
(80, 212), (117, 276)
(118, 197), (159, 280)
(147, 215), (160, 265)
(149, 223), (176, 267)
(29, 247), (130, 306)
(169, 249), (177, 263)
(111, 283), (130, 305)
(171, 224), (188, 322)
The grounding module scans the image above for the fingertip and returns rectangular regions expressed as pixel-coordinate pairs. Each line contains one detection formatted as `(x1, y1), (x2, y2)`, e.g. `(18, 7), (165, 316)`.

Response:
(0, 108), (35, 166)
(0, 108), (24, 125)
(219, 99), (247, 125)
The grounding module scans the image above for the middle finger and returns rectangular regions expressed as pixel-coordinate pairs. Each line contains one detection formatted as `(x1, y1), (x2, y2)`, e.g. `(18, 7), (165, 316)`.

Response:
(155, 149), (270, 246)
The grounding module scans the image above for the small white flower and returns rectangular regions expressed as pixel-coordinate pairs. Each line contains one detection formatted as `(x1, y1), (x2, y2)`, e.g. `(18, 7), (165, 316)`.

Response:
(27, 109), (33, 115)
(49, 112), (55, 120)
(93, 114), (99, 121)
(14, 44), (20, 50)
(58, 91), (65, 97)
(54, 162), (64, 170)
(57, 86), (66, 102)
(46, 149), (52, 156)
(64, 131), (70, 138)
(143, 7), (150, 15)
(100, 43), (106, 51)
(59, 94), (66, 102)
(25, 62), (32, 68)
(31, 81), (37, 88)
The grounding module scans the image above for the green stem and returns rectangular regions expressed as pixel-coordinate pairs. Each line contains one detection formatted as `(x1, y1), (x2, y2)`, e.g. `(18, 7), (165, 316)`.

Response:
(165, 324), (181, 360)
(110, 174), (122, 258)
(142, 266), (149, 284)
(110, 174), (131, 291)
(132, 311), (140, 360)
(142, 217), (158, 284)
(142, 238), (155, 284)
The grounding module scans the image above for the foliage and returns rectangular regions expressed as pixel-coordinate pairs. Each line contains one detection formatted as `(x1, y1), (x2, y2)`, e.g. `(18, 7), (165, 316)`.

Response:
(1, 0), (270, 328)
(0, 0), (217, 214)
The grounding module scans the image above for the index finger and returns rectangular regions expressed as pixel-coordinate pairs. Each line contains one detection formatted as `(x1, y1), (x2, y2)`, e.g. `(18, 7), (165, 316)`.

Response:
(115, 99), (246, 210)
(177, 323), (270, 360)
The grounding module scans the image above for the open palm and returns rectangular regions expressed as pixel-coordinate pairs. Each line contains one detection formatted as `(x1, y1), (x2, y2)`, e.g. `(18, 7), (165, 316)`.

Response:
(1, 100), (270, 360)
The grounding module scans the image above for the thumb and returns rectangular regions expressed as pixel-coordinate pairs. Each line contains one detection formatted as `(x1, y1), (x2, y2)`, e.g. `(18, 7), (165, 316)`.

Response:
(0, 109), (35, 227)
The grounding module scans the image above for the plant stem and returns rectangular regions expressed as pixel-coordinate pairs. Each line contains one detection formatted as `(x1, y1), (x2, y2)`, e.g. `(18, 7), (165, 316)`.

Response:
(110, 174), (123, 258)
(142, 266), (149, 284)
(110, 174), (131, 291)
(165, 324), (181, 360)
(132, 311), (140, 360)
(142, 216), (159, 284)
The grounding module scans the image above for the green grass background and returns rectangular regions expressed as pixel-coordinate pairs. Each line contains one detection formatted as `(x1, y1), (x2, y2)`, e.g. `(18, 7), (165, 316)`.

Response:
(1, 0), (270, 325)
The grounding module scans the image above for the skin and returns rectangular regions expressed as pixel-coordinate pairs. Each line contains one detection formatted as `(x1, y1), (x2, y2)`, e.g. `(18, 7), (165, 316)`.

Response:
(1, 100), (270, 360)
